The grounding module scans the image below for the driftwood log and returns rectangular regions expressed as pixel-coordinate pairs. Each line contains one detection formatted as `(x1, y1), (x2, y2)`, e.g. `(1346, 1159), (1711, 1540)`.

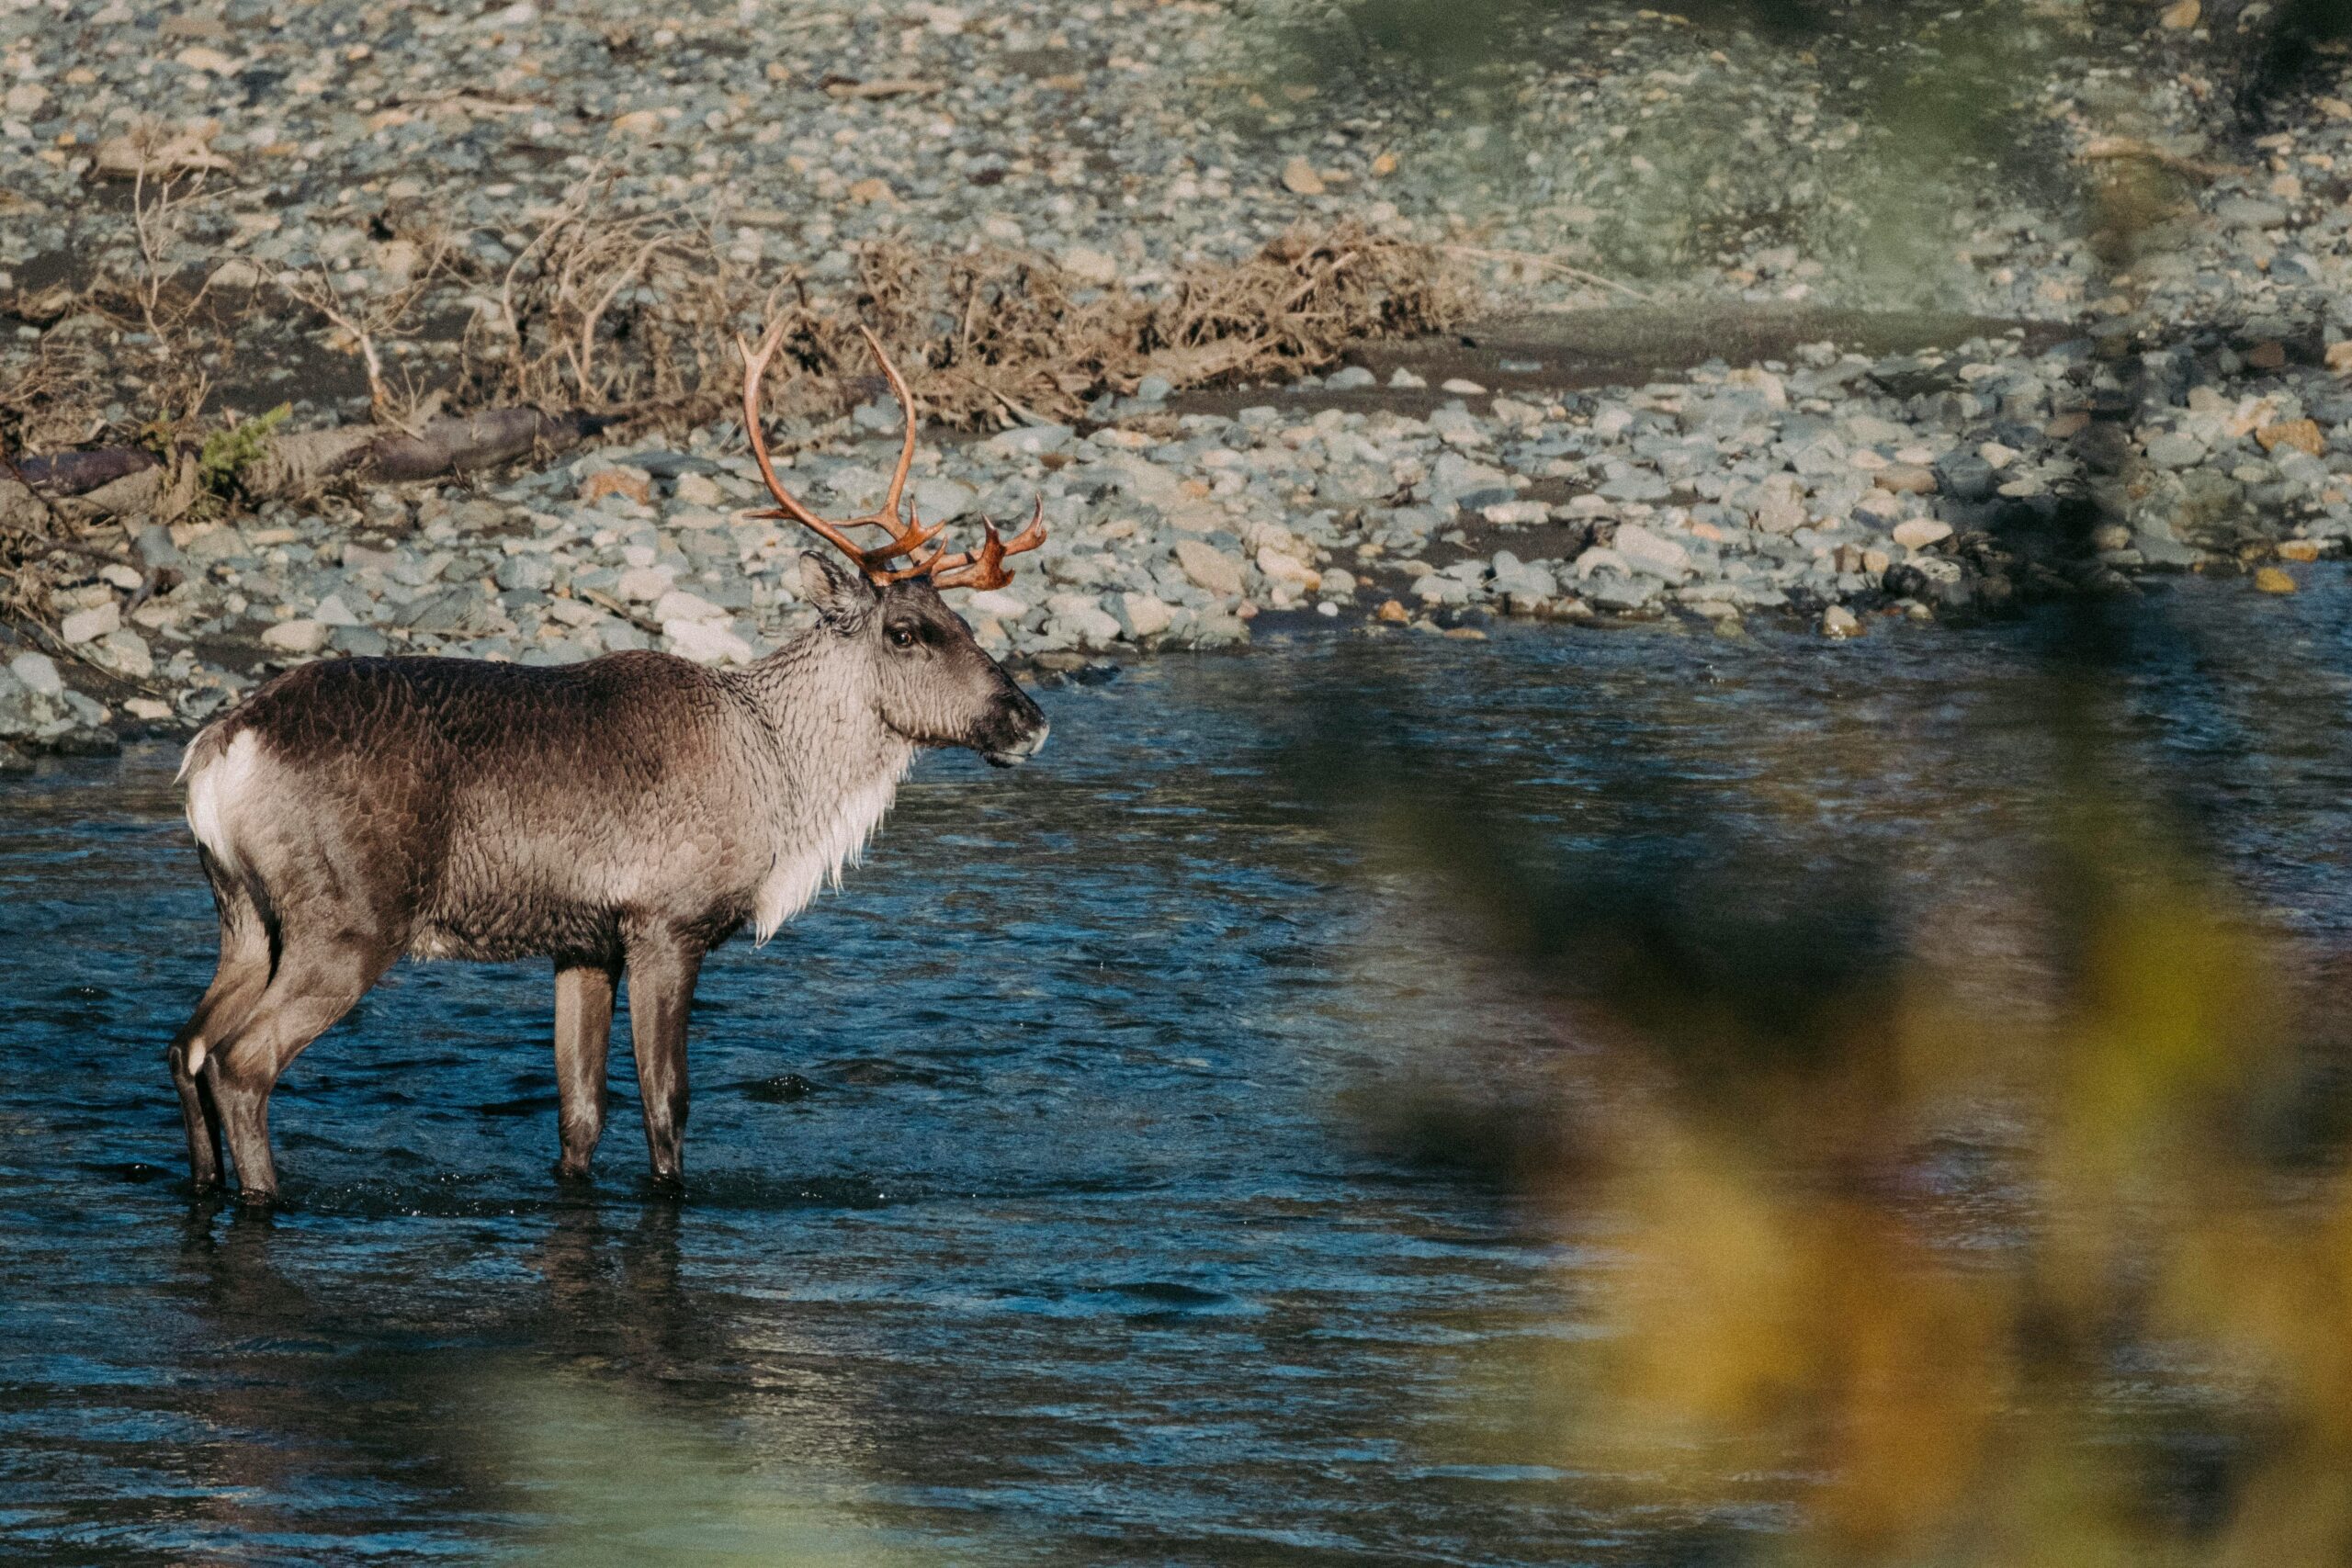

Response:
(6, 407), (620, 528)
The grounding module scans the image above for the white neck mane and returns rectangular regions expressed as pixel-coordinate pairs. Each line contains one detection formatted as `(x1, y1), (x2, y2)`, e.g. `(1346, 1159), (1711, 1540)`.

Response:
(751, 746), (913, 943)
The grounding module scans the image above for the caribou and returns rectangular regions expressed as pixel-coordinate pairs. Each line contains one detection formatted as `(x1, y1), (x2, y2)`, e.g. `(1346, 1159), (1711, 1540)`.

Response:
(167, 321), (1049, 1202)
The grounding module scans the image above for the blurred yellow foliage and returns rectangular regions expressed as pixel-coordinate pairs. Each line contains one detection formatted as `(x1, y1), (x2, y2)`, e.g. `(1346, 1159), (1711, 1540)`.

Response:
(1341, 674), (2352, 1565)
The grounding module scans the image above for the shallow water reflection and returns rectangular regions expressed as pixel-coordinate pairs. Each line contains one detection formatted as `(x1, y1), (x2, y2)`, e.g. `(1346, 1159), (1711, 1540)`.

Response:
(5, 577), (2351, 1563)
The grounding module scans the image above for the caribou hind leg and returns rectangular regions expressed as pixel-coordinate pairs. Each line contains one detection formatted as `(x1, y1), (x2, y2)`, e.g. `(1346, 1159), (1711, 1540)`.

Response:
(553, 960), (619, 1179)
(168, 866), (273, 1191)
(624, 930), (705, 1187)
(206, 931), (395, 1203)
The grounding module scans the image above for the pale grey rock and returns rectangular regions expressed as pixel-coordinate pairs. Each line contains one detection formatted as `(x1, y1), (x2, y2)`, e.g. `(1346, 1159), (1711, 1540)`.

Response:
(8, 651), (62, 697)
(1046, 593), (1123, 646)
(664, 618), (753, 664)
(61, 604), (119, 644)
(1117, 592), (1175, 639)
(1613, 523), (1692, 578)
(96, 628), (153, 679)
(496, 555), (557, 593)
(1174, 539), (1244, 597)
(914, 477), (978, 521)
(1410, 572), (1474, 606)
(617, 565), (676, 601)
(1582, 570), (1657, 612)
(260, 618), (331, 654)
(673, 472), (725, 508)
(331, 626), (390, 657)
(652, 588), (727, 624)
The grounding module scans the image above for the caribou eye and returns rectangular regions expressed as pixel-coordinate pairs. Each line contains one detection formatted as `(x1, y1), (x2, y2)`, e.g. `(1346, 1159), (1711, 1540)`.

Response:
(887, 624), (917, 649)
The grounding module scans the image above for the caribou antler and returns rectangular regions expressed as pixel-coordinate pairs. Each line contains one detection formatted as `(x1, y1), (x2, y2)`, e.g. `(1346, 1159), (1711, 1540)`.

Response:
(925, 500), (1048, 592)
(738, 319), (1046, 592)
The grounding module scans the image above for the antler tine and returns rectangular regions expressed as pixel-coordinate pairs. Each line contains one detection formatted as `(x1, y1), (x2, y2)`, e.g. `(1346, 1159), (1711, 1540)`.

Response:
(927, 499), (1048, 591)
(739, 318), (876, 569)
(867, 538), (953, 583)
(856, 325), (921, 524)
(857, 499), (947, 566)
(994, 496), (1048, 556)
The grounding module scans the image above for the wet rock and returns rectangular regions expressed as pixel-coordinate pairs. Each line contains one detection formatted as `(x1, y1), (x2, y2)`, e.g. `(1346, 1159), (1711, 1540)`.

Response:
(1933, 453), (1996, 502)
(2073, 421), (2133, 475)
(48, 725), (122, 758)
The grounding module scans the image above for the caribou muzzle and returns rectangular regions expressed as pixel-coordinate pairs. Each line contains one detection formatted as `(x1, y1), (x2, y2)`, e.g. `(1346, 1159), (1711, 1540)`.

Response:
(979, 684), (1051, 768)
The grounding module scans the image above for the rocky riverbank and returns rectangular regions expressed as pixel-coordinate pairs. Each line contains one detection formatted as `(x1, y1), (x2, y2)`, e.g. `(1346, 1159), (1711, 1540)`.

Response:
(6, 0), (2352, 760)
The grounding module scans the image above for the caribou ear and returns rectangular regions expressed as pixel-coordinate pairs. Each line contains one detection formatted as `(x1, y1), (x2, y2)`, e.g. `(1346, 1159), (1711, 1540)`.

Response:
(797, 551), (876, 630)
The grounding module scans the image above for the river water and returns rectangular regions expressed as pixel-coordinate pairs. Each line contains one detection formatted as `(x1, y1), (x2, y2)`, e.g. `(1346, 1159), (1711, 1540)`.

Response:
(4, 578), (2350, 1564)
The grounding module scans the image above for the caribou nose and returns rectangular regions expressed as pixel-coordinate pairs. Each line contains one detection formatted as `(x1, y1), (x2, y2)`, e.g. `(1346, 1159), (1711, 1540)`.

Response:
(981, 687), (1048, 766)
(983, 717), (1047, 768)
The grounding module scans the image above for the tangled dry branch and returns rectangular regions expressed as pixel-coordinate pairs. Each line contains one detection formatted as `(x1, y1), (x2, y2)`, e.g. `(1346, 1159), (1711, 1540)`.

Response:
(460, 215), (1468, 431)
(3, 168), (1467, 632)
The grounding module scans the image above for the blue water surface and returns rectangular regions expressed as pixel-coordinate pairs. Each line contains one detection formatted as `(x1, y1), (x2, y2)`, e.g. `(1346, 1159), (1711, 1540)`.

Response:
(4, 577), (2349, 1564)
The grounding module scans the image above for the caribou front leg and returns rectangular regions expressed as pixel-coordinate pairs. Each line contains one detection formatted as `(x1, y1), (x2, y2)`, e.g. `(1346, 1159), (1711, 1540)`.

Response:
(624, 930), (704, 1187)
(552, 960), (619, 1179)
